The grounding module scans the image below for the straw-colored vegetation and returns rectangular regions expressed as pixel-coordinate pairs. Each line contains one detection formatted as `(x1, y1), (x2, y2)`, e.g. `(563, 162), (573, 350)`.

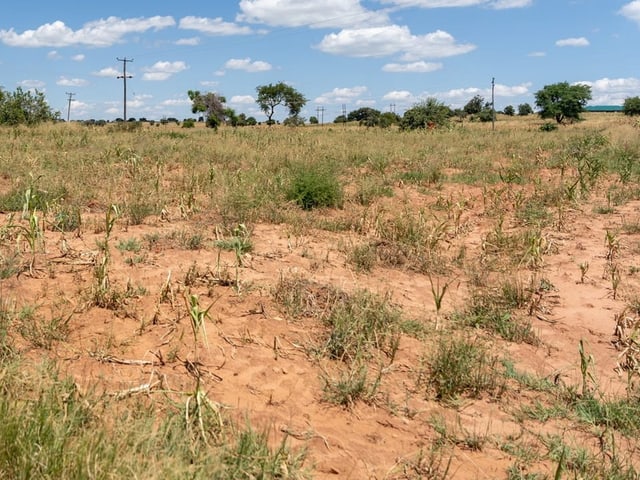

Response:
(1, 113), (640, 478)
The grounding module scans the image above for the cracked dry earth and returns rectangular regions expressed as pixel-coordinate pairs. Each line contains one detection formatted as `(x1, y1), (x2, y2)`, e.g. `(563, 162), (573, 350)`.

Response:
(2, 178), (640, 479)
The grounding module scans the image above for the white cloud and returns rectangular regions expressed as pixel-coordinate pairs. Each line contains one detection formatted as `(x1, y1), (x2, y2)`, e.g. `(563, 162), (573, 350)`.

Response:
(383, 90), (415, 102)
(72, 54), (85, 61)
(47, 50), (61, 59)
(200, 80), (220, 87)
(379, 0), (531, 8)
(57, 76), (88, 87)
(578, 77), (640, 104)
(528, 51), (546, 57)
(161, 97), (191, 107)
(423, 82), (532, 107)
(224, 57), (272, 72)
(175, 37), (200, 46)
(619, 1), (640, 25)
(230, 95), (255, 104)
(317, 26), (475, 60)
(555, 37), (590, 47)
(18, 79), (45, 89)
(314, 86), (368, 104)
(92, 67), (120, 78)
(0, 16), (175, 48)
(382, 61), (442, 72)
(178, 16), (253, 35)
(142, 61), (188, 81)
(237, 0), (389, 28)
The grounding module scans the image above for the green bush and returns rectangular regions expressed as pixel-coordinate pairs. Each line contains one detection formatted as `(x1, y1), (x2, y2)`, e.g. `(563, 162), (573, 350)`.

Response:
(287, 164), (343, 210)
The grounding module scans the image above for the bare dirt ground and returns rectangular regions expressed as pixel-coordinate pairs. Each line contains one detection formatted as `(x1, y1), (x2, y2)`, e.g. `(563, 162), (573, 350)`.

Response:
(2, 178), (640, 479)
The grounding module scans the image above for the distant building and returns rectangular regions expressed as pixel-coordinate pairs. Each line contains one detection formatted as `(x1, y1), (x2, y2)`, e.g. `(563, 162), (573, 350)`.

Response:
(585, 105), (623, 113)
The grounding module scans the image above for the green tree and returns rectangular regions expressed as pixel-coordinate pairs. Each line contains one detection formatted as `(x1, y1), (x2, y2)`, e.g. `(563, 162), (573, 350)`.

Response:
(464, 95), (485, 115)
(255, 82), (307, 125)
(347, 107), (381, 126)
(309, 116), (319, 124)
(187, 90), (227, 129)
(400, 98), (452, 130)
(534, 82), (592, 124)
(0, 87), (58, 125)
(503, 105), (515, 116)
(333, 114), (347, 124)
(518, 103), (533, 116)
(623, 96), (640, 116)
(379, 111), (401, 128)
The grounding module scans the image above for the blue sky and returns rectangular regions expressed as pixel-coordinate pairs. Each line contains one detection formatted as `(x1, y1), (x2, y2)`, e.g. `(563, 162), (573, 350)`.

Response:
(1, 0), (639, 121)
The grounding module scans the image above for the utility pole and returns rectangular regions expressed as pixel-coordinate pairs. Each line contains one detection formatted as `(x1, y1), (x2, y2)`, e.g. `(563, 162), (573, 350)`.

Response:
(491, 77), (496, 131)
(342, 104), (347, 126)
(116, 57), (133, 121)
(389, 103), (396, 113)
(316, 106), (325, 125)
(65, 92), (75, 122)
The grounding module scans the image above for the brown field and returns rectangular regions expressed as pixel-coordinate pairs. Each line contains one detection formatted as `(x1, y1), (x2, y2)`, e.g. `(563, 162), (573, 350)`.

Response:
(1, 114), (640, 479)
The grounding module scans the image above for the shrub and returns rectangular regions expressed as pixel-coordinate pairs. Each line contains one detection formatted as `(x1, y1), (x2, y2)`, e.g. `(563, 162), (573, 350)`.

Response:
(623, 96), (640, 116)
(287, 164), (343, 210)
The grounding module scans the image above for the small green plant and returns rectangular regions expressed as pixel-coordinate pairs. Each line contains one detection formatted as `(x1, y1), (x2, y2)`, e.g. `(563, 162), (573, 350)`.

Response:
(287, 163), (343, 210)
(117, 238), (142, 253)
(578, 261), (589, 283)
(347, 242), (377, 273)
(427, 335), (504, 402)
(320, 362), (382, 407)
(184, 292), (214, 350)
(578, 339), (597, 398)
(92, 204), (120, 308)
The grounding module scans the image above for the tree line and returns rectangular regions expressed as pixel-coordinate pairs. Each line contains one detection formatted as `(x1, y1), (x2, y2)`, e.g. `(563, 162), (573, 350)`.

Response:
(2, 81), (640, 128)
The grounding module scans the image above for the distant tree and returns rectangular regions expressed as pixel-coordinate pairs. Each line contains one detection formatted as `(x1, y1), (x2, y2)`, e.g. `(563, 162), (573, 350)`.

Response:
(347, 107), (381, 126)
(623, 96), (640, 116)
(452, 108), (467, 123)
(246, 116), (258, 126)
(333, 114), (347, 124)
(379, 111), (401, 128)
(283, 115), (305, 126)
(187, 90), (227, 129)
(0, 87), (58, 125)
(503, 105), (515, 116)
(255, 82), (307, 125)
(309, 116), (319, 124)
(534, 82), (592, 124)
(464, 95), (485, 115)
(400, 97), (452, 130)
(518, 103), (533, 116)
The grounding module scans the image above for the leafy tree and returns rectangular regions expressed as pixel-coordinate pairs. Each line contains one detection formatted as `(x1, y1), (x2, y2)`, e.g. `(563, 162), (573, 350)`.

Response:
(379, 111), (401, 128)
(255, 82), (307, 125)
(503, 105), (515, 116)
(623, 96), (640, 116)
(333, 114), (347, 124)
(283, 115), (305, 126)
(0, 87), (58, 125)
(464, 95), (485, 115)
(400, 98), (452, 130)
(518, 103), (533, 116)
(309, 116), (319, 124)
(534, 82), (592, 124)
(347, 107), (381, 127)
(187, 90), (227, 129)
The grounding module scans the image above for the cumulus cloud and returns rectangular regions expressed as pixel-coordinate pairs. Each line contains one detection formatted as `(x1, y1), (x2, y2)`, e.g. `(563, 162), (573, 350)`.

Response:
(555, 37), (590, 47)
(92, 67), (120, 78)
(57, 76), (88, 87)
(18, 79), (46, 89)
(178, 16), (253, 35)
(422, 82), (532, 107)
(175, 37), (200, 46)
(317, 26), (475, 60)
(314, 86), (368, 104)
(224, 58), (272, 72)
(141, 61), (188, 81)
(230, 95), (256, 104)
(383, 90), (416, 103)
(379, 0), (531, 8)
(0, 16), (175, 48)
(161, 97), (191, 107)
(72, 54), (85, 61)
(578, 77), (640, 104)
(619, 1), (640, 25)
(237, 0), (389, 28)
(47, 50), (61, 59)
(382, 61), (443, 72)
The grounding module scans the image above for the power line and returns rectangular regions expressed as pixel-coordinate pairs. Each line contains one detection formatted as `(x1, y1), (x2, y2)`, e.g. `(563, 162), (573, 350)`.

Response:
(65, 92), (75, 122)
(116, 57), (133, 120)
(316, 106), (325, 125)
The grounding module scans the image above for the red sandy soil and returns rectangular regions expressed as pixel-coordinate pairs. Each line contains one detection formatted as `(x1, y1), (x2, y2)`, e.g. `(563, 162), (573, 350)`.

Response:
(2, 180), (639, 479)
